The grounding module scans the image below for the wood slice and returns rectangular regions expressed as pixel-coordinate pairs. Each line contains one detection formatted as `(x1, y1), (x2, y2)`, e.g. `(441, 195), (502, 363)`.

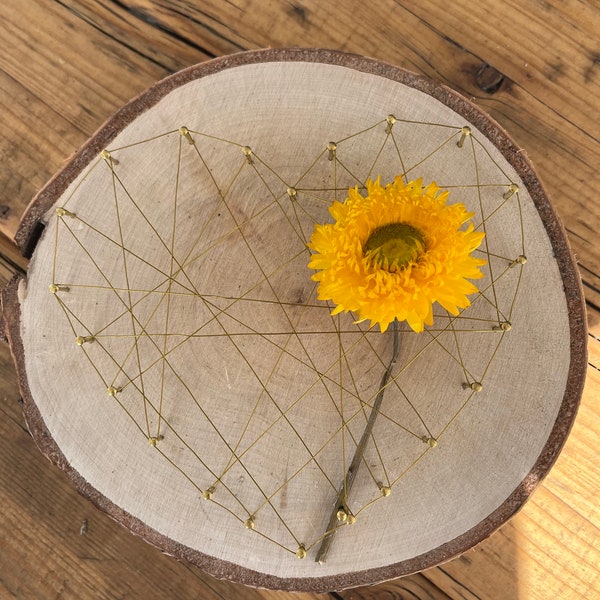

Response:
(2, 49), (587, 592)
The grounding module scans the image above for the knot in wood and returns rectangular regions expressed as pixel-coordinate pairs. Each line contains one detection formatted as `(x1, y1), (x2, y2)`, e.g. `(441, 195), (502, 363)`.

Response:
(475, 63), (505, 94)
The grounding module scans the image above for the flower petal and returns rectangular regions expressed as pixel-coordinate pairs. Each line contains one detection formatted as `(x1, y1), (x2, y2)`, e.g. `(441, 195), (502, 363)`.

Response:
(308, 178), (486, 332)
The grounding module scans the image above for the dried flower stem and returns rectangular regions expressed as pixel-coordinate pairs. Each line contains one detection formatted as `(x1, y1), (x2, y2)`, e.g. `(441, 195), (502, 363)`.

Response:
(316, 320), (400, 563)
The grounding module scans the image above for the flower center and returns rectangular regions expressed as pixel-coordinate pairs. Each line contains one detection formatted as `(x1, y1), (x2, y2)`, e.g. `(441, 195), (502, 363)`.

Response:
(364, 222), (426, 271)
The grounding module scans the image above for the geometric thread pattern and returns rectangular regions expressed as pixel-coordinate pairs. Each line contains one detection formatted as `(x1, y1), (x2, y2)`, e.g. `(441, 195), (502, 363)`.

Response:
(48, 115), (526, 560)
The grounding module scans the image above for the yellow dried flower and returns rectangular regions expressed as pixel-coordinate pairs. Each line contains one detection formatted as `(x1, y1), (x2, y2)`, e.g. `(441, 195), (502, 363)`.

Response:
(308, 177), (486, 332)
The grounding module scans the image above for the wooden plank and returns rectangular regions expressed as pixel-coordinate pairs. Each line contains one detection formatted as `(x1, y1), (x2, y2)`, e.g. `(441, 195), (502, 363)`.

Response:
(59, 0), (243, 60)
(0, 234), (27, 290)
(0, 0), (202, 242)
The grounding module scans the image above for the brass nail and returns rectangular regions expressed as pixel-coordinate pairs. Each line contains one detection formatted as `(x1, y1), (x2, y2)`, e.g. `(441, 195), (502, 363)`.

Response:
(202, 486), (216, 500)
(242, 146), (254, 164)
(421, 436), (438, 448)
(326, 141), (337, 161)
(385, 114), (397, 134)
(48, 284), (70, 293)
(100, 149), (119, 165)
(457, 125), (471, 148)
(510, 255), (527, 267)
(56, 207), (76, 218)
(503, 183), (519, 200)
(179, 126), (195, 145)
(336, 508), (348, 522)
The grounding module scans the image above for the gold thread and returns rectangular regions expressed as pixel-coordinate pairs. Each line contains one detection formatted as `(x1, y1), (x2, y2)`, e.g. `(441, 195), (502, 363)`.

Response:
(108, 156), (153, 437)
(469, 133), (503, 325)
(49, 116), (526, 559)
(389, 127), (409, 184)
(404, 130), (463, 179)
(206, 174), (354, 528)
(425, 326), (478, 391)
(53, 294), (254, 520)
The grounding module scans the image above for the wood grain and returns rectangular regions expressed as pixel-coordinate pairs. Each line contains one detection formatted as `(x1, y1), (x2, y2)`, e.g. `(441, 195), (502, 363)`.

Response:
(0, 1), (598, 598)
(0, 342), (329, 598)
(340, 338), (600, 599)
(2, 0), (599, 311)
(13, 49), (586, 588)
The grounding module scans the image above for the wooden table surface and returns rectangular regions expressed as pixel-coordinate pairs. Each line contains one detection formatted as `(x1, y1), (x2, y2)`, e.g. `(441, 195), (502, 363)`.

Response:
(1, 2), (598, 598)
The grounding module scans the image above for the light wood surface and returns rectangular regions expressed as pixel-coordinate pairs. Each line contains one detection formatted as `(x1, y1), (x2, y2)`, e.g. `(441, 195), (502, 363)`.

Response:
(0, 2), (598, 599)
